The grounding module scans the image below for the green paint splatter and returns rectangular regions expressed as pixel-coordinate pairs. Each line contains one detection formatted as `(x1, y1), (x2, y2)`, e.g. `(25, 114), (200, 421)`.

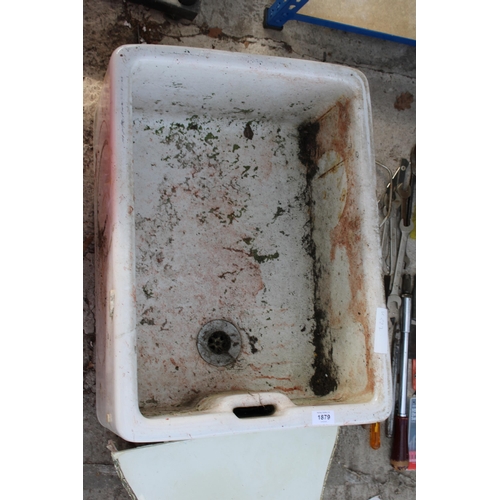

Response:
(250, 248), (279, 263)
(227, 206), (247, 224)
(273, 206), (286, 221)
(241, 165), (251, 177)
(234, 108), (254, 114)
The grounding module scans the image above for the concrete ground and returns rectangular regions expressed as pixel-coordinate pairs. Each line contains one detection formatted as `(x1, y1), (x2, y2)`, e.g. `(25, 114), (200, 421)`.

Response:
(83, 1), (416, 498)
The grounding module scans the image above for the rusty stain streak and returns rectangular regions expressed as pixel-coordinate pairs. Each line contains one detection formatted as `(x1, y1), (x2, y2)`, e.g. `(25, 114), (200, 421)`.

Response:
(254, 375), (292, 381)
(318, 159), (344, 179)
(299, 97), (375, 398)
(299, 103), (351, 396)
(222, 246), (247, 254)
(331, 100), (352, 160)
(246, 362), (292, 371)
(314, 98), (353, 164)
(323, 98), (374, 399)
(329, 201), (374, 398)
(275, 386), (303, 393)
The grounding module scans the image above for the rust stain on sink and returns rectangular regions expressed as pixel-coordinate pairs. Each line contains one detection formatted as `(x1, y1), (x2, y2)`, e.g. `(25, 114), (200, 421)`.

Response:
(300, 97), (375, 400)
(316, 99), (353, 162)
(327, 99), (374, 399)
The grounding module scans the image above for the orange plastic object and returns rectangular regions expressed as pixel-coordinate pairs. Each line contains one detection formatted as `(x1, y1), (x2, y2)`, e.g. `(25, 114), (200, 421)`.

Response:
(370, 422), (381, 450)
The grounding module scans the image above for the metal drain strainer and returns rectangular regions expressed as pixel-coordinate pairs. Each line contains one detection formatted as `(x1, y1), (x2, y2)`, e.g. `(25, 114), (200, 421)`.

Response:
(197, 320), (241, 366)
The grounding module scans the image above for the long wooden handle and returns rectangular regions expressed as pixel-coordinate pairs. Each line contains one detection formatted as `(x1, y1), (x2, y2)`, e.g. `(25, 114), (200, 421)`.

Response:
(390, 415), (409, 470)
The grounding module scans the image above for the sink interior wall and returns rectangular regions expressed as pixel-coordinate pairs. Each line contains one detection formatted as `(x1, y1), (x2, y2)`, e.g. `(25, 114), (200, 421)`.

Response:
(130, 56), (357, 125)
(129, 56), (374, 415)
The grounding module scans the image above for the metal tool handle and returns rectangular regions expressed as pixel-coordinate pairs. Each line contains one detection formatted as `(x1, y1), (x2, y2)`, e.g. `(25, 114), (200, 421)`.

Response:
(399, 295), (412, 417)
(390, 294), (412, 470)
(387, 220), (413, 309)
(386, 324), (400, 438)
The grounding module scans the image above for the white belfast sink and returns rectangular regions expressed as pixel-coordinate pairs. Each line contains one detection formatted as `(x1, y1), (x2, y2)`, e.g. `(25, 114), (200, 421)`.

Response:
(94, 44), (391, 443)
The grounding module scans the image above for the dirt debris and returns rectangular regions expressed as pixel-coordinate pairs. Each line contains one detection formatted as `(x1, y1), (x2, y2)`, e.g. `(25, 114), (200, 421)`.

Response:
(207, 27), (223, 38)
(394, 91), (414, 111)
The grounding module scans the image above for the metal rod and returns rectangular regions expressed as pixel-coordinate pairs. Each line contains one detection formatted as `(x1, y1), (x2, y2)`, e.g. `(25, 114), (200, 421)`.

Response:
(398, 295), (412, 416)
(376, 161), (393, 227)
(386, 323), (400, 438)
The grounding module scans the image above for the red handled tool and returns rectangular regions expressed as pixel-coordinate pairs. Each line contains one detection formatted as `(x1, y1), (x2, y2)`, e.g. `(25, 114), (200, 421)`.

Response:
(390, 287), (412, 470)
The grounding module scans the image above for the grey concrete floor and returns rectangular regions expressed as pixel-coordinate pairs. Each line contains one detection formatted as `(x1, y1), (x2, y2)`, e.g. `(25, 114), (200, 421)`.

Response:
(83, 1), (416, 498)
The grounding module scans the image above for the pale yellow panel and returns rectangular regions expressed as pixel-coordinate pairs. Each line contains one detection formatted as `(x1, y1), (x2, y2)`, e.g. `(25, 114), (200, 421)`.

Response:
(299, 0), (415, 40)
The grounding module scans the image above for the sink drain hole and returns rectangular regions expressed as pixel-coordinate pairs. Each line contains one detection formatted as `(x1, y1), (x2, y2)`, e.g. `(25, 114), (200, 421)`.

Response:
(197, 320), (242, 366)
(233, 405), (276, 419)
(207, 331), (231, 354)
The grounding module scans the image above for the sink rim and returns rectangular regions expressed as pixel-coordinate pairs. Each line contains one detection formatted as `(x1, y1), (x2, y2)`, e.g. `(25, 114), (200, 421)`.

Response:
(94, 44), (392, 443)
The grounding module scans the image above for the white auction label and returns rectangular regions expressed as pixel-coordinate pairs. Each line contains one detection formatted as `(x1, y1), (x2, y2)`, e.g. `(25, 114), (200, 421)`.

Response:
(374, 307), (389, 354)
(312, 411), (334, 425)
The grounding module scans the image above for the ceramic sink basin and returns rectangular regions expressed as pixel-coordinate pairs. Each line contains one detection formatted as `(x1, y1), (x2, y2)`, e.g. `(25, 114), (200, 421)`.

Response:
(94, 45), (391, 443)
